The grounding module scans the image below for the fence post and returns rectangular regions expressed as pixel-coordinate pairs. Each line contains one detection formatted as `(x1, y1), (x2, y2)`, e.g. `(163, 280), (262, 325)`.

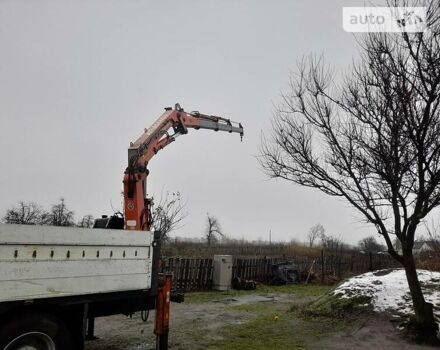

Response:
(369, 252), (373, 271)
(237, 259), (242, 278)
(321, 250), (324, 283)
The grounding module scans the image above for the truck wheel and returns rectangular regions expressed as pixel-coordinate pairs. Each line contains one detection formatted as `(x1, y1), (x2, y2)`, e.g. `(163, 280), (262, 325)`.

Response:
(0, 313), (73, 350)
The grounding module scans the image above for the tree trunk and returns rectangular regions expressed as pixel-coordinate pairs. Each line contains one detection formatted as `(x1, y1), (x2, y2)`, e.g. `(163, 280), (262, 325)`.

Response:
(403, 252), (438, 339)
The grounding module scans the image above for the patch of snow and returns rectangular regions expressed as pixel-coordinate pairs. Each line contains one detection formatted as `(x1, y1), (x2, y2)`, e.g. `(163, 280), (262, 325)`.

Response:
(334, 269), (440, 321)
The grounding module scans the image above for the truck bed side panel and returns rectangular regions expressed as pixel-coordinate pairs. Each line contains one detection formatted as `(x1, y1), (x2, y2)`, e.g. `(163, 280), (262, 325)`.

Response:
(0, 225), (153, 302)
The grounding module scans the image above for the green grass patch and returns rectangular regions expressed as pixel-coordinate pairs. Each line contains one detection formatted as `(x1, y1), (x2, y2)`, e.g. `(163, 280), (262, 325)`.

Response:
(228, 302), (274, 313)
(227, 298), (292, 315)
(210, 313), (306, 350)
(184, 284), (331, 304)
(182, 284), (347, 350)
(302, 290), (372, 318)
(208, 306), (346, 350)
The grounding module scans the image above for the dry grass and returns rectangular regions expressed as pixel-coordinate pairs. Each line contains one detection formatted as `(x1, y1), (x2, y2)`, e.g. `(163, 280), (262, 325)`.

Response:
(417, 252), (440, 272)
(163, 240), (333, 259)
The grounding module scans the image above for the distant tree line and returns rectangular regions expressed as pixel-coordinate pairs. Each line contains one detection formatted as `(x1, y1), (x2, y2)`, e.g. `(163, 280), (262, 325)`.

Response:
(305, 223), (350, 254)
(1, 199), (94, 228)
(2, 192), (187, 238)
(307, 223), (386, 253)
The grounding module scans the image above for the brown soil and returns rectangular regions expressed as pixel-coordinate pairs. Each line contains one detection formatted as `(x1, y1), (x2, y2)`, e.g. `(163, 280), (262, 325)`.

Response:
(316, 314), (435, 350)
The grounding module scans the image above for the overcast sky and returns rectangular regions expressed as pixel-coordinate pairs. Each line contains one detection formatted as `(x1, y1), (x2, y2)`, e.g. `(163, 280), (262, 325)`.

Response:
(0, 0), (386, 245)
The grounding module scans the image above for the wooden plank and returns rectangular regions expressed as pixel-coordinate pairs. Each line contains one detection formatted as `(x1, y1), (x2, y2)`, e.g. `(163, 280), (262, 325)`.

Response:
(183, 259), (190, 292)
(195, 259), (202, 290)
(189, 259), (196, 291)
(205, 258), (212, 290)
(202, 258), (208, 290)
(177, 258), (184, 291)
(206, 258), (213, 289)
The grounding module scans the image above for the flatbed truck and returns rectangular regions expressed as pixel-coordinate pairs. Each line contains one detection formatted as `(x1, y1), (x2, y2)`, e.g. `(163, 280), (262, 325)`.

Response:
(0, 224), (161, 349)
(0, 104), (243, 349)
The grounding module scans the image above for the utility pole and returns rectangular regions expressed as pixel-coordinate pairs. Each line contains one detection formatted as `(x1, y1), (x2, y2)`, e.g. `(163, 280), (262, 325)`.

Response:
(269, 229), (272, 245)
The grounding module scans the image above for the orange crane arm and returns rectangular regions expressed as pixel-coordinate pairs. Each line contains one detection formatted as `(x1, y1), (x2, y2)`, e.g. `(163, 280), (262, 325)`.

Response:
(123, 103), (244, 231)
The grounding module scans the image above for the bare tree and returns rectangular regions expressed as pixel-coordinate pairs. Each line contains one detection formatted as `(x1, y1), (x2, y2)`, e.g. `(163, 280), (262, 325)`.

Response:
(42, 198), (75, 227)
(77, 214), (94, 228)
(307, 223), (325, 247)
(321, 233), (346, 254)
(151, 192), (187, 241)
(2, 201), (45, 225)
(205, 214), (224, 246)
(358, 236), (385, 253)
(260, 1), (440, 337)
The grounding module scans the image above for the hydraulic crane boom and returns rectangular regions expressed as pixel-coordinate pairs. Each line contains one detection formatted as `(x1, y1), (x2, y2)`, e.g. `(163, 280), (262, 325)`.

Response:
(123, 103), (244, 231)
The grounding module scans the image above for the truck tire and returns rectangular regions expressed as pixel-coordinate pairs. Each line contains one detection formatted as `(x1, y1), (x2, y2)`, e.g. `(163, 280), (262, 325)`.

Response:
(0, 313), (73, 350)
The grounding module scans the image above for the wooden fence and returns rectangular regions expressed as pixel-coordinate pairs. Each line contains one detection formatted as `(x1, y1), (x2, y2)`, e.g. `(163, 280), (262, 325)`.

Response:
(162, 252), (401, 292)
(163, 257), (214, 291)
